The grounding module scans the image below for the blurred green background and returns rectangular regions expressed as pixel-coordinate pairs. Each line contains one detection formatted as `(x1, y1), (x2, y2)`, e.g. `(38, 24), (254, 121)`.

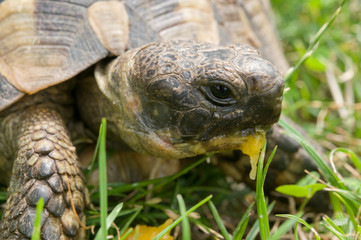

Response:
(272, 0), (360, 154)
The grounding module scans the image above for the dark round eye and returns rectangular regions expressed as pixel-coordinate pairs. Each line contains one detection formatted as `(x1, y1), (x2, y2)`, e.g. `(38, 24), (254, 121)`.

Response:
(200, 82), (238, 106)
(210, 84), (233, 99)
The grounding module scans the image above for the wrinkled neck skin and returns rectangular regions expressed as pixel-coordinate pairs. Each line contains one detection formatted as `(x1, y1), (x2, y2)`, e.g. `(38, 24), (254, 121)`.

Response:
(80, 54), (196, 158)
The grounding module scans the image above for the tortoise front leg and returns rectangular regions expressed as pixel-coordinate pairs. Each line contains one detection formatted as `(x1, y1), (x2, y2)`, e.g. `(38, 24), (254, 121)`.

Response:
(0, 106), (88, 239)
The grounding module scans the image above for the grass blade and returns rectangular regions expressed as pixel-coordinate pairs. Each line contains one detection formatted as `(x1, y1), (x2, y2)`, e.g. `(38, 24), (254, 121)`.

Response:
(256, 143), (273, 239)
(208, 200), (232, 240)
(333, 192), (359, 231)
(270, 212), (303, 240)
(129, 155), (210, 203)
(279, 118), (361, 214)
(278, 118), (344, 188)
(245, 201), (275, 240)
(328, 188), (361, 206)
(85, 122), (102, 182)
(177, 194), (191, 240)
(95, 118), (108, 240)
(262, 146), (277, 179)
(31, 198), (44, 240)
(189, 219), (224, 238)
(94, 202), (123, 240)
(232, 202), (254, 240)
(321, 224), (347, 240)
(119, 207), (143, 237)
(105, 202), (123, 229)
(153, 195), (213, 240)
(284, 0), (348, 82)
(330, 192), (344, 219)
(322, 215), (346, 239)
(330, 148), (361, 173)
(277, 214), (321, 240)
(119, 228), (134, 240)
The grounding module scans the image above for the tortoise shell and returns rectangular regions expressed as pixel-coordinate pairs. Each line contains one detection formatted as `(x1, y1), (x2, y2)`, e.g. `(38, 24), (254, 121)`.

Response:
(0, 0), (288, 111)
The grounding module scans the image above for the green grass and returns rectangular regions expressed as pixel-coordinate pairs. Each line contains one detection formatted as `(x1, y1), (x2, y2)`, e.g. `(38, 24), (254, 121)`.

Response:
(2, 0), (360, 239)
(86, 117), (361, 239)
(176, 194), (191, 240)
(95, 118), (108, 240)
(273, 0), (361, 154)
(82, 1), (361, 239)
(31, 198), (44, 240)
(255, 144), (273, 240)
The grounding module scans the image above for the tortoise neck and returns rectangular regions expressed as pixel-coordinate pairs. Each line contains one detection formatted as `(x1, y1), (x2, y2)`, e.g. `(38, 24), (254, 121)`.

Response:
(75, 72), (130, 148)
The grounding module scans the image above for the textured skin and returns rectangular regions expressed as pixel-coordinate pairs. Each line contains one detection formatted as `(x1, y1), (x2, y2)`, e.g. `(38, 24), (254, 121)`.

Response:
(78, 41), (283, 159)
(0, 0), (318, 239)
(0, 106), (88, 239)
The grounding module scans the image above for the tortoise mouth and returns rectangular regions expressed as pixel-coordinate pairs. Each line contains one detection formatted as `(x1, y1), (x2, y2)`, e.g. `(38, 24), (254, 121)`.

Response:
(131, 125), (268, 159)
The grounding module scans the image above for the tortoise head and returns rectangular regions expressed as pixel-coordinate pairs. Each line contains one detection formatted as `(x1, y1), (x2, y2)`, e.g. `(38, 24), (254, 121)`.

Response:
(95, 41), (284, 159)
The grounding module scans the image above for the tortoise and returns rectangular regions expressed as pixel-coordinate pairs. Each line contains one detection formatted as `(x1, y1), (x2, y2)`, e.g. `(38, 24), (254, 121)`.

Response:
(0, 0), (317, 239)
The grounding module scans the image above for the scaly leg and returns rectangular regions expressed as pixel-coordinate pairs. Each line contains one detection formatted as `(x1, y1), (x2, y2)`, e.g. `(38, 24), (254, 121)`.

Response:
(0, 106), (89, 239)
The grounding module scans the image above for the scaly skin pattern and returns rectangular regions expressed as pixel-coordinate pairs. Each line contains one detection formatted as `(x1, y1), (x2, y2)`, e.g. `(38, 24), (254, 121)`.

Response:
(0, 106), (88, 239)
(80, 41), (283, 159)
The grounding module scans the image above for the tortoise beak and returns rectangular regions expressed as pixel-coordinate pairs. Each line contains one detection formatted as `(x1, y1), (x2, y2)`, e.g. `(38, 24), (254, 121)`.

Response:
(253, 74), (284, 125)
(235, 54), (285, 129)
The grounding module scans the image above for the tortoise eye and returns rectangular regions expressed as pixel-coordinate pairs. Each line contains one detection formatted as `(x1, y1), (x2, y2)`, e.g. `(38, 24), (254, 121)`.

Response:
(210, 84), (232, 100)
(201, 82), (237, 106)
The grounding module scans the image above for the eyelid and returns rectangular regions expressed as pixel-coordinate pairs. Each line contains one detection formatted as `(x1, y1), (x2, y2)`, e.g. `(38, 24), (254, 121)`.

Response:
(199, 80), (239, 106)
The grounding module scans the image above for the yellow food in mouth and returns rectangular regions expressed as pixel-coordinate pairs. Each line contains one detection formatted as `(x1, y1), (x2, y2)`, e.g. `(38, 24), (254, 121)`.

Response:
(238, 130), (266, 180)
